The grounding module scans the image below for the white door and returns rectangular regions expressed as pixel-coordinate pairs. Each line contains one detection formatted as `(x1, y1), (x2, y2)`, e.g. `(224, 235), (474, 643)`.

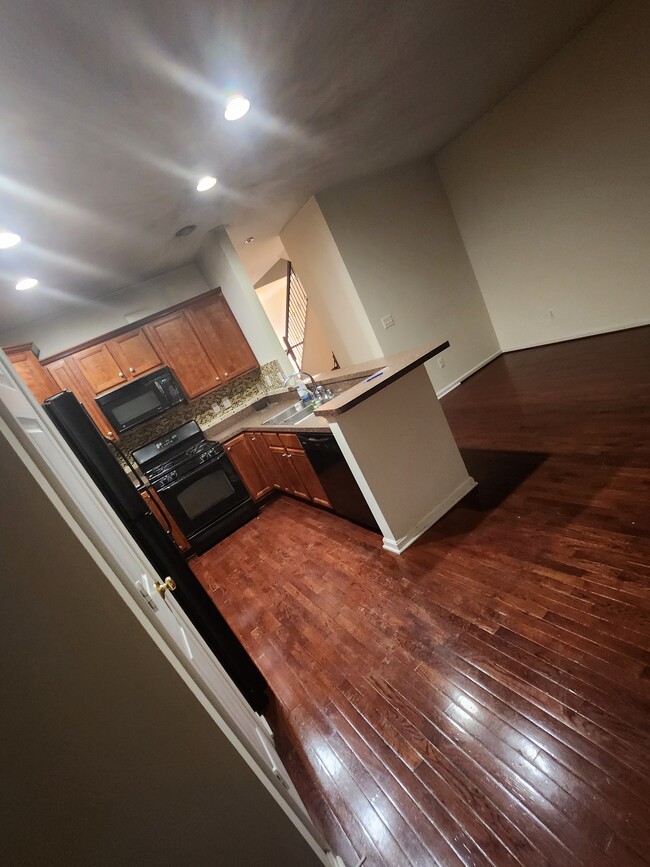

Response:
(0, 354), (330, 855)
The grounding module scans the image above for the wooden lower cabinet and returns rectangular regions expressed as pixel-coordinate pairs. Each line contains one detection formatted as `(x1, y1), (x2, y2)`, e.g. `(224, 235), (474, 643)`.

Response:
(286, 449), (331, 508)
(224, 433), (273, 501)
(231, 429), (333, 508)
(269, 445), (310, 500)
(140, 486), (191, 553)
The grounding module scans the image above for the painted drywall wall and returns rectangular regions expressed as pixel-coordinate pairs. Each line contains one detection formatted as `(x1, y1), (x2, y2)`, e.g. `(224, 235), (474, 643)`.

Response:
(256, 278), (288, 344)
(0, 264), (209, 358)
(302, 304), (335, 376)
(436, 0), (650, 351)
(198, 227), (292, 375)
(315, 158), (500, 393)
(330, 365), (474, 550)
(0, 422), (324, 867)
(280, 198), (384, 367)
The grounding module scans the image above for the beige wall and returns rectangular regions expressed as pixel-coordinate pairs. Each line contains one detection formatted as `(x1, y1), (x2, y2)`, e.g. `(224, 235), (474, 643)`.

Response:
(436, 0), (650, 351)
(302, 304), (335, 375)
(280, 197), (384, 367)
(0, 421), (323, 867)
(316, 158), (500, 392)
(0, 264), (209, 358)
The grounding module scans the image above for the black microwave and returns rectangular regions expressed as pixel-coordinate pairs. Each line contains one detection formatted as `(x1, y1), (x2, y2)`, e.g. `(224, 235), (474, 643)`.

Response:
(96, 367), (186, 434)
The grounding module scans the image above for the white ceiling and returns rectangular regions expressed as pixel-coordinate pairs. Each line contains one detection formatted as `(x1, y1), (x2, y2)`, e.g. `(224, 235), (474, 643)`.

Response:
(0, 0), (610, 334)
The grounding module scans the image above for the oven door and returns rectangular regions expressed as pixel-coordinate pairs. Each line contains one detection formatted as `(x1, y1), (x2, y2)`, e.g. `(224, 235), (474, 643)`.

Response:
(156, 452), (250, 535)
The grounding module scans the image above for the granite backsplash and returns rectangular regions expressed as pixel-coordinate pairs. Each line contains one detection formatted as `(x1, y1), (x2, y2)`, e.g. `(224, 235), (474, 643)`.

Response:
(116, 360), (285, 461)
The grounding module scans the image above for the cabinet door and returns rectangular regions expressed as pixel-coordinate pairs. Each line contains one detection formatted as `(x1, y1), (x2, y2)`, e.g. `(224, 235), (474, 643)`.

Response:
(188, 293), (258, 382)
(46, 357), (119, 441)
(145, 311), (221, 399)
(268, 446), (293, 494)
(6, 346), (58, 404)
(70, 343), (126, 395)
(288, 449), (332, 508)
(108, 329), (161, 379)
(225, 434), (273, 501)
(140, 487), (191, 553)
(271, 446), (310, 500)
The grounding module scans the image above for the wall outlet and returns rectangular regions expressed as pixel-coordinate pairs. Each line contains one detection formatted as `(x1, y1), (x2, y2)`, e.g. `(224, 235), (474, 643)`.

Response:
(263, 374), (273, 387)
(221, 397), (232, 409)
(437, 354), (446, 369)
(381, 314), (395, 329)
(212, 402), (221, 414)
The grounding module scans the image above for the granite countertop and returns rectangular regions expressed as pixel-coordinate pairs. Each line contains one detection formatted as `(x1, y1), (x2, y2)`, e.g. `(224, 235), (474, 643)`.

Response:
(313, 341), (449, 419)
(202, 394), (331, 443)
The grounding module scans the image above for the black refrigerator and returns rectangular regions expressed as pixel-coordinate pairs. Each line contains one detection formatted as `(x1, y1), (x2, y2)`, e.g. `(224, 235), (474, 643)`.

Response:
(43, 390), (268, 713)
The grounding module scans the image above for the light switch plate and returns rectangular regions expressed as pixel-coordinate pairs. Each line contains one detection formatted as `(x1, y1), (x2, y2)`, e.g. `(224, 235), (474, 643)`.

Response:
(381, 314), (394, 329)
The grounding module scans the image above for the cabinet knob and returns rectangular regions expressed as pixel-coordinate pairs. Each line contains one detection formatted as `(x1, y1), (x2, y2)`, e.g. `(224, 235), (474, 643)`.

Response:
(106, 432), (114, 438)
(215, 376), (219, 381)
(224, 372), (229, 377)
(129, 366), (135, 373)
(119, 371), (125, 378)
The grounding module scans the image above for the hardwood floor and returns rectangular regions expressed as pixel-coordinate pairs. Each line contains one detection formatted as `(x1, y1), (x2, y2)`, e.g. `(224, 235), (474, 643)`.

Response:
(192, 327), (650, 867)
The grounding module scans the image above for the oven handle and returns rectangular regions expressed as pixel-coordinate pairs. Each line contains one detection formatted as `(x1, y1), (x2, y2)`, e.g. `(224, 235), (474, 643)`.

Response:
(155, 452), (228, 493)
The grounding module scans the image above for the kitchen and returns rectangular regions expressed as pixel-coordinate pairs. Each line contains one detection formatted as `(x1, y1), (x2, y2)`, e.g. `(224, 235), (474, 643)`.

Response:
(2, 1), (650, 866)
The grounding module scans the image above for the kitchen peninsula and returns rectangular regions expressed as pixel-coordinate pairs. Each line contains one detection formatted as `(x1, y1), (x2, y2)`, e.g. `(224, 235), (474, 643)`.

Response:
(210, 341), (476, 554)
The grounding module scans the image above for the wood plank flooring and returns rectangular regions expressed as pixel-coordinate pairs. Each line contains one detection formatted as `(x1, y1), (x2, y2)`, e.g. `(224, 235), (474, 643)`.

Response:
(192, 327), (650, 867)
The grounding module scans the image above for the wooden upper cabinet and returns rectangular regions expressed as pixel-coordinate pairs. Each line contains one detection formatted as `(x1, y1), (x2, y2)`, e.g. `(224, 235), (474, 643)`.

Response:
(145, 310), (221, 399)
(187, 293), (258, 382)
(69, 343), (126, 395)
(108, 328), (161, 379)
(45, 357), (119, 441)
(5, 343), (58, 404)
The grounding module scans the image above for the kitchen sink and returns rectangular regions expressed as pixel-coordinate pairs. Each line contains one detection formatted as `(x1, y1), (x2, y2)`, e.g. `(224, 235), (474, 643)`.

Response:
(262, 402), (318, 426)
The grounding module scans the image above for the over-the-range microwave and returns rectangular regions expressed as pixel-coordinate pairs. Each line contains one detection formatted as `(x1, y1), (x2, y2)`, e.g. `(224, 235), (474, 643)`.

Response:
(96, 367), (186, 434)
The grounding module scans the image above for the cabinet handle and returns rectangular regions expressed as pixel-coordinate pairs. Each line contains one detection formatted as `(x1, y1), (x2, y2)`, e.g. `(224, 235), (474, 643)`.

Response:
(129, 366), (135, 373)
(119, 371), (125, 378)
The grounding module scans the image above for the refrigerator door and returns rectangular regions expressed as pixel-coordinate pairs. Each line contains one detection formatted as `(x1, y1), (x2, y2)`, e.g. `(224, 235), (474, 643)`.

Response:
(43, 390), (268, 712)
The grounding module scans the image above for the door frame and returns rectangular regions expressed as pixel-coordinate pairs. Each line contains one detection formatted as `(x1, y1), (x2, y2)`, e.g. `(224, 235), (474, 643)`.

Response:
(0, 352), (343, 866)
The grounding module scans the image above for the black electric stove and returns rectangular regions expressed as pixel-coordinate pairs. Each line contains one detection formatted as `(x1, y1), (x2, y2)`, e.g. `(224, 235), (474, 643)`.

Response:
(133, 421), (258, 554)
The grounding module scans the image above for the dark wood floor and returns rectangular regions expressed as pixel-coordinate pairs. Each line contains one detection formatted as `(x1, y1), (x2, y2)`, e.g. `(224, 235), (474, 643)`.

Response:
(192, 327), (650, 867)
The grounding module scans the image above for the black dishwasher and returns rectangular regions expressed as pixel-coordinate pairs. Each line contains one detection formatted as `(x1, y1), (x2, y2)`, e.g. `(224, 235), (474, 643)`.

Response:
(297, 433), (380, 532)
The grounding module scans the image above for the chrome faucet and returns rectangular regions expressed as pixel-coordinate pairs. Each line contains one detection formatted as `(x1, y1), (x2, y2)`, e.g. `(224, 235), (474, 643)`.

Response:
(282, 370), (333, 402)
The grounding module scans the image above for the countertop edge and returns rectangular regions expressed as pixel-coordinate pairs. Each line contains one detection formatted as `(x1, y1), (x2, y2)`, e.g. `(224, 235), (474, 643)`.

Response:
(314, 341), (449, 418)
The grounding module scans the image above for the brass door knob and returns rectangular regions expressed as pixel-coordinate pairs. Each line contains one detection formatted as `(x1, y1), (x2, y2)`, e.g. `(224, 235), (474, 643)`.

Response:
(154, 577), (177, 597)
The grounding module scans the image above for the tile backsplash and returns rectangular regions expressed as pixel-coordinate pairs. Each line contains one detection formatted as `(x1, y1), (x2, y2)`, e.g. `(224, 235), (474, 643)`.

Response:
(117, 360), (285, 460)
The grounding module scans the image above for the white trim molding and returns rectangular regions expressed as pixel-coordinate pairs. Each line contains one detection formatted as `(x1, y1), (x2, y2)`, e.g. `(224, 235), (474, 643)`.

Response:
(382, 476), (477, 555)
(435, 349), (502, 398)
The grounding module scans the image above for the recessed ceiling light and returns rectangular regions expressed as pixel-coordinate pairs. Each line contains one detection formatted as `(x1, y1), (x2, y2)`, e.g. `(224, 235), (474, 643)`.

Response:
(175, 224), (197, 238)
(196, 175), (217, 192)
(0, 231), (21, 249)
(244, 236), (255, 244)
(16, 277), (38, 291)
(224, 95), (250, 121)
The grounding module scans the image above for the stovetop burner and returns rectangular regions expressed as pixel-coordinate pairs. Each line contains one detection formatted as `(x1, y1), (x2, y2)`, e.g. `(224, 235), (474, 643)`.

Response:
(132, 419), (223, 484)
